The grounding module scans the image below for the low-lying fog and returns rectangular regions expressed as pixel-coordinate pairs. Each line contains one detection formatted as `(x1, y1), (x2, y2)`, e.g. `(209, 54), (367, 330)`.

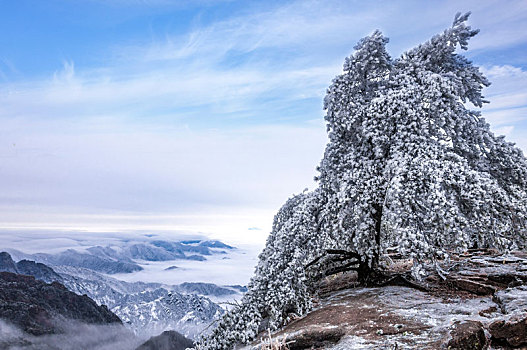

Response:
(0, 320), (144, 350)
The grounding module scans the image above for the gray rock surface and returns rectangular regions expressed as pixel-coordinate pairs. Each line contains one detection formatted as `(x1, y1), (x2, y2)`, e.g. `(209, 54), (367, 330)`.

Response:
(248, 250), (527, 350)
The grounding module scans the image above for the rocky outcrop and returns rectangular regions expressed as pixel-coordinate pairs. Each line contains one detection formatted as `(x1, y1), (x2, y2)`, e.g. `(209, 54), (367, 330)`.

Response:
(248, 250), (527, 350)
(136, 330), (194, 350)
(447, 321), (488, 350)
(0, 271), (121, 335)
(488, 286), (527, 347)
(489, 315), (527, 348)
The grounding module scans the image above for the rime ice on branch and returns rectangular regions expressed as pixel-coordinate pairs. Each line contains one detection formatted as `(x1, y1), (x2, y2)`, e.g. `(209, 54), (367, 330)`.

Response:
(198, 12), (527, 349)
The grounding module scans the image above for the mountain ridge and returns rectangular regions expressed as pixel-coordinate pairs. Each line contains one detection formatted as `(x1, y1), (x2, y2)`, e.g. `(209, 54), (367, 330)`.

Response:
(0, 271), (121, 336)
(0, 251), (238, 340)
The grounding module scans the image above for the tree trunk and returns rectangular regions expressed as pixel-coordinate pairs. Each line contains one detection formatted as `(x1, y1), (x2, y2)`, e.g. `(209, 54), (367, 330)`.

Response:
(372, 203), (383, 266)
(358, 203), (383, 284)
(357, 260), (372, 284)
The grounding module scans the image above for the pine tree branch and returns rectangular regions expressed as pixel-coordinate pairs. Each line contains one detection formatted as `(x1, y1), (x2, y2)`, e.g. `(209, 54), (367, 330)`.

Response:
(305, 249), (361, 269)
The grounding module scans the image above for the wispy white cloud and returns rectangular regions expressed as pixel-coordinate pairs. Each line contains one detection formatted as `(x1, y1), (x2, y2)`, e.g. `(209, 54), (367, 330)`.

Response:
(0, 57), (335, 125)
(53, 61), (76, 82)
(0, 319), (142, 350)
(125, 0), (527, 63)
(481, 65), (527, 134)
(483, 107), (527, 127)
(2, 0), (525, 125)
(492, 125), (515, 137)
(483, 64), (527, 79)
(459, 1), (527, 52)
(477, 64), (527, 155)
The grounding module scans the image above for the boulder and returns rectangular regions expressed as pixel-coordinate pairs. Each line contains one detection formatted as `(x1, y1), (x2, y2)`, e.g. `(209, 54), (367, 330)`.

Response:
(446, 320), (488, 350)
(489, 315), (527, 347)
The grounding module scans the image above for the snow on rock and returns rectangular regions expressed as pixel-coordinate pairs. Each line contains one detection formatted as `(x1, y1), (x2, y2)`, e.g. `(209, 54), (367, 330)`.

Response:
(488, 286), (527, 347)
(244, 251), (527, 350)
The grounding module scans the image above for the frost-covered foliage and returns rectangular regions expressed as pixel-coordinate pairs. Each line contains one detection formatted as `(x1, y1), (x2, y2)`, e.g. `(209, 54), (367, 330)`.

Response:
(197, 13), (527, 349)
(200, 191), (325, 348)
(318, 12), (527, 267)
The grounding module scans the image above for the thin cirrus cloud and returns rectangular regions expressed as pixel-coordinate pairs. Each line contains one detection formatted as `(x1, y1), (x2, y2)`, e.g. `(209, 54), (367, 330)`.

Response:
(0, 0), (526, 244)
(480, 64), (527, 151)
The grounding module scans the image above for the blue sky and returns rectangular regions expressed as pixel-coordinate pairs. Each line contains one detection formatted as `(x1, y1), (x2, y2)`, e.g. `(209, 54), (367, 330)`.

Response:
(1, 0), (526, 244)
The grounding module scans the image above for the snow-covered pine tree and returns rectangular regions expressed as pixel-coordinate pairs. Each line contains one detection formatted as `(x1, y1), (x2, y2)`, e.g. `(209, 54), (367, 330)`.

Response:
(315, 28), (393, 277)
(317, 12), (527, 277)
(197, 13), (527, 349)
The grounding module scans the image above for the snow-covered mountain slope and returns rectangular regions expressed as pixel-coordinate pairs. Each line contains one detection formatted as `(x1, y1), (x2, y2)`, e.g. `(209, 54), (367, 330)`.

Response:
(54, 265), (230, 339)
(114, 291), (223, 339)
(0, 251), (240, 340)
(175, 282), (244, 297)
(0, 237), (247, 340)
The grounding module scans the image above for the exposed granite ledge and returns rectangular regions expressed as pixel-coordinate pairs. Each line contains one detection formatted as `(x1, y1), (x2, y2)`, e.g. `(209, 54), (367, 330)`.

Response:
(246, 250), (527, 350)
